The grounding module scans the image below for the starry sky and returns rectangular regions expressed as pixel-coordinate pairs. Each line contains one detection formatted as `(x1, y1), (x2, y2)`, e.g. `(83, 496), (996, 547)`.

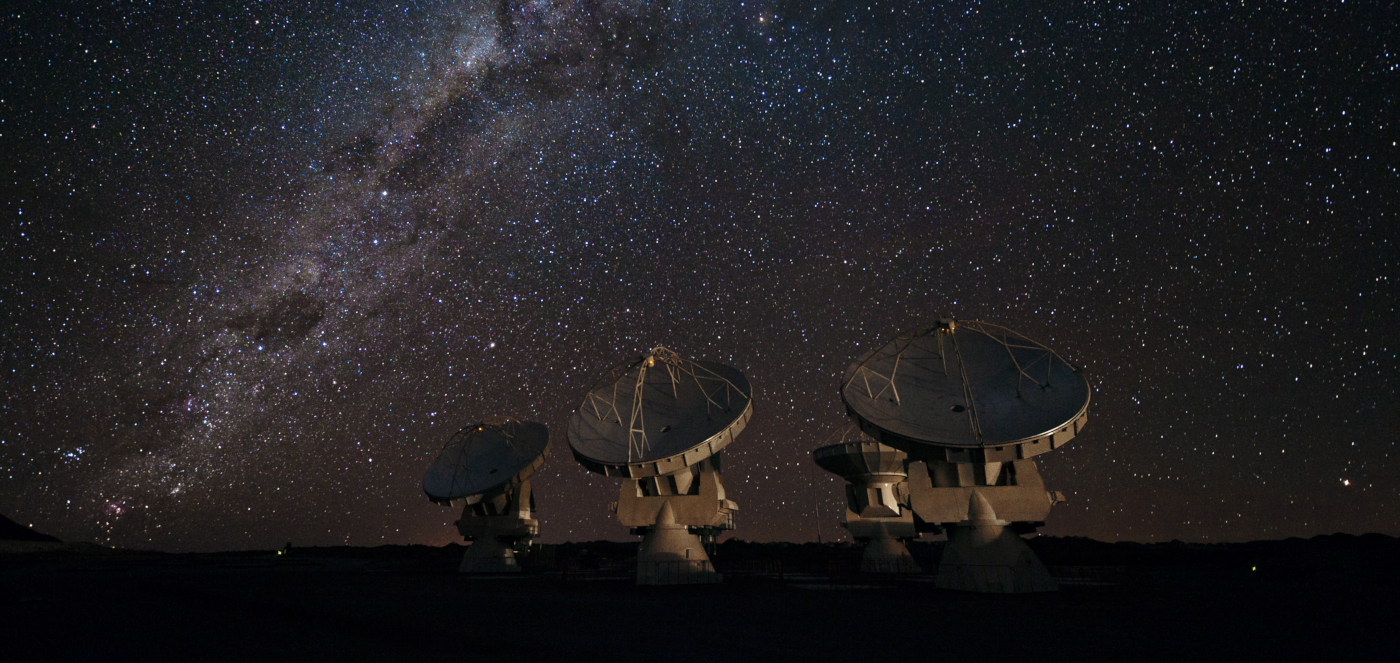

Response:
(2, 1), (1394, 552)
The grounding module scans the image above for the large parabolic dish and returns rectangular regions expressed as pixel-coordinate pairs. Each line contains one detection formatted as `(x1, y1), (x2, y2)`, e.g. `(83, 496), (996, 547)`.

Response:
(422, 418), (549, 505)
(841, 319), (1090, 464)
(569, 347), (753, 478)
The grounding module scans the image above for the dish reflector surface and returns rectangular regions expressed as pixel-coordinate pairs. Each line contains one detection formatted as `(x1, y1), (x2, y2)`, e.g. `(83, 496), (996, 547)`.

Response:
(422, 418), (548, 504)
(569, 347), (752, 477)
(841, 320), (1089, 459)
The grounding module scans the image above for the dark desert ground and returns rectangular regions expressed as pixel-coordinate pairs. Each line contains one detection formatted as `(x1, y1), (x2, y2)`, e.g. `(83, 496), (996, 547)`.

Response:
(4, 515), (1396, 662)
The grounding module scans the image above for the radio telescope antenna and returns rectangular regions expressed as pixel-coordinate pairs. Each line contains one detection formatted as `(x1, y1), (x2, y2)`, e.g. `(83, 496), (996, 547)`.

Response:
(569, 347), (752, 585)
(422, 417), (549, 573)
(837, 318), (1088, 592)
(812, 423), (921, 573)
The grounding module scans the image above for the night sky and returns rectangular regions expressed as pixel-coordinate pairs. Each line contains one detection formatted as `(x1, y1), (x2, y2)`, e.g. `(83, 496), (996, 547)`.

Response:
(3, 1), (1394, 552)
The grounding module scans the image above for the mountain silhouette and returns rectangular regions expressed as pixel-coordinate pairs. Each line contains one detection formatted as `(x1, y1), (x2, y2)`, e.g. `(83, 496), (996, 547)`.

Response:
(0, 513), (61, 542)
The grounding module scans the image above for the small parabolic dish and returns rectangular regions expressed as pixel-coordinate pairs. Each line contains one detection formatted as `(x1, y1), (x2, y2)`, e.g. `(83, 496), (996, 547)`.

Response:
(422, 418), (549, 505)
(841, 319), (1090, 463)
(569, 347), (753, 478)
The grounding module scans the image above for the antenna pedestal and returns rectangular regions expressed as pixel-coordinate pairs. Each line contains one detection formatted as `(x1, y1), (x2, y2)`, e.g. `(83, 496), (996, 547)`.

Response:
(905, 459), (1056, 523)
(454, 480), (538, 574)
(815, 441), (922, 573)
(617, 457), (736, 529)
(617, 459), (734, 585)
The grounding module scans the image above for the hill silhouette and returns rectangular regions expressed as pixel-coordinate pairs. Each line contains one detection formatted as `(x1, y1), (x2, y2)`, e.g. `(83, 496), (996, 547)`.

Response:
(0, 513), (61, 542)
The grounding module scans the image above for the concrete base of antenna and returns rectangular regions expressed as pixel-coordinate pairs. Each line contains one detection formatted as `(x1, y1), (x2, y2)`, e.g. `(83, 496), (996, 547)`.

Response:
(935, 491), (1057, 593)
(844, 508), (921, 574)
(459, 533), (528, 573)
(635, 501), (719, 585)
(897, 459), (1065, 592)
(855, 522), (922, 574)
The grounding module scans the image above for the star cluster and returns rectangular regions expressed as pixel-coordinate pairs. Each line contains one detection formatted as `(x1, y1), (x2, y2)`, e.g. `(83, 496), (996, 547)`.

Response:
(2, 1), (1394, 551)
